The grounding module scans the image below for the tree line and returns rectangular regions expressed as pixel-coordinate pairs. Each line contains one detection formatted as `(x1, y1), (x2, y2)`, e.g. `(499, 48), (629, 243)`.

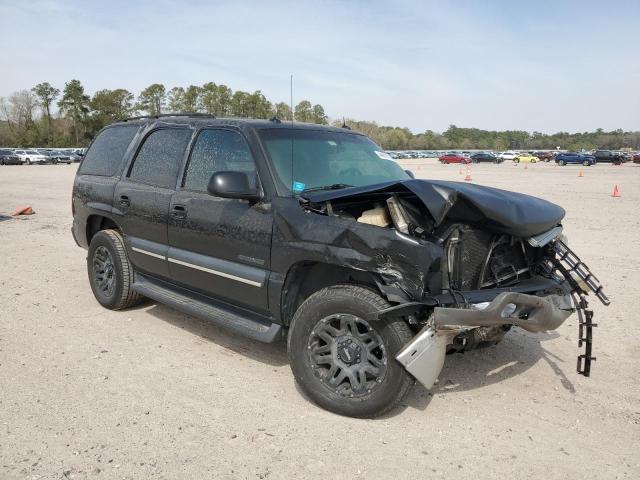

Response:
(331, 120), (640, 152)
(0, 79), (327, 147)
(1, 79), (638, 151)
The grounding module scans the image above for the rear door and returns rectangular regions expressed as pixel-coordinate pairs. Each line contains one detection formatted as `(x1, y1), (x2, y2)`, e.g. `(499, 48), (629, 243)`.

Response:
(113, 126), (193, 280)
(167, 127), (272, 313)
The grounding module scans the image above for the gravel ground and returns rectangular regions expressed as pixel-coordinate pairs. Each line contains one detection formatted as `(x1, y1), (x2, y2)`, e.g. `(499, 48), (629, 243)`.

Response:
(1, 160), (638, 480)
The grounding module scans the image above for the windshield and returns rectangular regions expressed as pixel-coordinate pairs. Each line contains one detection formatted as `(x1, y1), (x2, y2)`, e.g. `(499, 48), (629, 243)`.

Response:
(259, 128), (410, 194)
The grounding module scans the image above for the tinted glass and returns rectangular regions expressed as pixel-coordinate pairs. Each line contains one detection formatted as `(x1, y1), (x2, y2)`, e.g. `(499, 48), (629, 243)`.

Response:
(260, 129), (409, 194)
(79, 125), (140, 176)
(129, 128), (192, 188)
(183, 129), (257, 192)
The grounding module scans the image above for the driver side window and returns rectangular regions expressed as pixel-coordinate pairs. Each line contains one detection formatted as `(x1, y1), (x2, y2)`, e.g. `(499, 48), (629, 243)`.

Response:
(183, 129), (258, 192)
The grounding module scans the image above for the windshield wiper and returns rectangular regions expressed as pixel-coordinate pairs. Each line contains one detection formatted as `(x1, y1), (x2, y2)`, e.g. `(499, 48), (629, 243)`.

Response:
(302, 183), (355, 193)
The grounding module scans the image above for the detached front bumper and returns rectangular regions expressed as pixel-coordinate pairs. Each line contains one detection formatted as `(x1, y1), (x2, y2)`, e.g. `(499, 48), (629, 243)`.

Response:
(395, 291), (574, 389)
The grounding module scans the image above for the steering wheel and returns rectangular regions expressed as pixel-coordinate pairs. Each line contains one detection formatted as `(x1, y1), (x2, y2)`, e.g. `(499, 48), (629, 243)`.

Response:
(339, 167), (362, 177)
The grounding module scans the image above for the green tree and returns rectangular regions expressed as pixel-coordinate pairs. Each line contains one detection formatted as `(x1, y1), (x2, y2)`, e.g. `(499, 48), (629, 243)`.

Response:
(312, 104), (327, 124)
(200, 83), (233, 116)
(274, 102), (293, 120)
(167, 86), (185, 112)
(32, 82), (60, 138)
(294, 100), (313, 122)
(137, 83), (166, 116)
(90, 89), (135, 130)
(246, 91), (273, 119)
(230, 91), (251, 117)
(58, 79), (90, 144)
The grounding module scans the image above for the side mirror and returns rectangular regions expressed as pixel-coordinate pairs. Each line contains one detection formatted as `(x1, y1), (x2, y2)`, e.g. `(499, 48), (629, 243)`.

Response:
(405, 169), (415, 179)
(207, 171), (262, 202)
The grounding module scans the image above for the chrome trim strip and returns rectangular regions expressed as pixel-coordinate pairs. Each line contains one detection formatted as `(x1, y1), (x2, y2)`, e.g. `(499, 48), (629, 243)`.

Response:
(527, 226), (563, 248)
(132, 246), (166, 260)
(167, 257), (263, 287)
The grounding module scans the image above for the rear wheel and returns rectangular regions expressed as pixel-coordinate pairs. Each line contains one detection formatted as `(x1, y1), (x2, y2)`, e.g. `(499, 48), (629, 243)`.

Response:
(26, 159), (31, 165)
(583, 160), (590, 166)
(87, 229), (142, 310)
(288, 285), (414, 418)
(514, 158), (520, 163)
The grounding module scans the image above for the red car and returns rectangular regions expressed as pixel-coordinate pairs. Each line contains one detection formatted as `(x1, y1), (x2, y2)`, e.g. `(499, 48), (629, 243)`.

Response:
(532, 151), (555, 162)
(439, 153), (471, 164)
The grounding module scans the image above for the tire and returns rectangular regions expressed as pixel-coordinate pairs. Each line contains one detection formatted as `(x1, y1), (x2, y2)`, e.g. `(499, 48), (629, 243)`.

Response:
(87, 229), (142, 310)
(514, 158), (520, 163)
(26, 159), (31, 165)
(583, 160), (590, 166)
(559, 160), (566, 166)
(288, 285), (414, 418)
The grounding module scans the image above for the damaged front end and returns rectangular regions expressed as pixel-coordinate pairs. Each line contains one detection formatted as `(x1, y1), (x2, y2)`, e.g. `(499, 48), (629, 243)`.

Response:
(300, 179), (610, 390)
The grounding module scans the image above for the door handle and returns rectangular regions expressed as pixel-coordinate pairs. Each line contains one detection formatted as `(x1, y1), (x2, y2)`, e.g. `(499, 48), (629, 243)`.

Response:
(119, 194), (130, 207)
(171, 204), (187, 219)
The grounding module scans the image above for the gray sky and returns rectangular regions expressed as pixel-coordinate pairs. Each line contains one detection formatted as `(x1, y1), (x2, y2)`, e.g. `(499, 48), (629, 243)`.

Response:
(1, 0), (638, 133)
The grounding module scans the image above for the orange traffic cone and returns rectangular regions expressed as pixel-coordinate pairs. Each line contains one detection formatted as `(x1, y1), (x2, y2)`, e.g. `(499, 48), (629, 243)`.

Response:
(464, 167), (472, 182)
(612, 185), (621, 197)
(579, 170), (584, 177)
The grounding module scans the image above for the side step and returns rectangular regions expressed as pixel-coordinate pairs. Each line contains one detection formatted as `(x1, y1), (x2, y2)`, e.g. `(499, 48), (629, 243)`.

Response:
(132, 274), (282, 343)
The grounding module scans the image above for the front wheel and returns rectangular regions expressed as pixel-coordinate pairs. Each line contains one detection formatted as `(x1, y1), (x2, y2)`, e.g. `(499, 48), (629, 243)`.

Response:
(514, 158), (520, 163)
(26, 159), (31, 165)
(559, 160), (566, 166)
(288, 285), (414, 418)
(583, 160), (591, 166)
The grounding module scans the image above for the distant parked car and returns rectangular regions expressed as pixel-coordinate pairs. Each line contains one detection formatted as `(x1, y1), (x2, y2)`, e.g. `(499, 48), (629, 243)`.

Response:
(532, 151), (555, 162)
(47, 150), (73, 164)
(470, 152), (501, 163)
(13, 149), (49, 165)
(439, 153), (471, 164)
(632, 152), (640, 164)
(0, 149), (23, 165)
(555, 152), (596, 166)
(593, 150), (625, 165)
(514, 153), (537, 163)
(497, 151), (519, 161)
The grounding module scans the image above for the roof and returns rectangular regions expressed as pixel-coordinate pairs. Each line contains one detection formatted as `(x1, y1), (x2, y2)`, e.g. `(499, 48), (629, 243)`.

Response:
(116, 114), (353, 134)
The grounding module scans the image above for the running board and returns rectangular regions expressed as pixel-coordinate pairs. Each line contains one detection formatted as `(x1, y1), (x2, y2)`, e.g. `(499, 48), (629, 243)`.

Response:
(132, 274), (282, 343)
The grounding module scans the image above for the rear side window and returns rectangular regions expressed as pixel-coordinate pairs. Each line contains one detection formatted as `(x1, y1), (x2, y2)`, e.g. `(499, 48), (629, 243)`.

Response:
(129, 128), (192, 188)
(79, 125), (140, 176)
(183, 129), (257, 192)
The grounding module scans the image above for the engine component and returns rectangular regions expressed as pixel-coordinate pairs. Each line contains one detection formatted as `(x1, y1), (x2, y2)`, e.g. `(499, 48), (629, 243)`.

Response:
(357, 205), (390, 227)
(386, 195), (410, 234)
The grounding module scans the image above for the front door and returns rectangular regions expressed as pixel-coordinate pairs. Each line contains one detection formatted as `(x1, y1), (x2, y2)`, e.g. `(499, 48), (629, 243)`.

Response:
(167, 128), (272, 313)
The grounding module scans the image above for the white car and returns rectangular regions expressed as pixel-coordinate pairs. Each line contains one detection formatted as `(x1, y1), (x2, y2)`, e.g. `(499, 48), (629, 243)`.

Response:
(13, 149), (49, 165)
(497, 151), (519, 161)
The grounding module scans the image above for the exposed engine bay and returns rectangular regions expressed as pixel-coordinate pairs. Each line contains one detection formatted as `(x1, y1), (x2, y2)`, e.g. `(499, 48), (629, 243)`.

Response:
(300, 179), (610, 388)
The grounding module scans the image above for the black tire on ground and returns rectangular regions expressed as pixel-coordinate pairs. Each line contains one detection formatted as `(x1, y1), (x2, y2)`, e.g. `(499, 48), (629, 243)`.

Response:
(559, 160), (566, 166)
(87, 229), (142, 310)
(287, 285), (414, 418)
(514, 158), (520, 163)
(583, 160), (590, 166)
(26, 159), (31, 165)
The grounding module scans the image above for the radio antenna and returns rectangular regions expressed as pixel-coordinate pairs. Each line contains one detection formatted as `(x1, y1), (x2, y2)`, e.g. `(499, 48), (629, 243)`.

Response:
(290, 74), (294, 196)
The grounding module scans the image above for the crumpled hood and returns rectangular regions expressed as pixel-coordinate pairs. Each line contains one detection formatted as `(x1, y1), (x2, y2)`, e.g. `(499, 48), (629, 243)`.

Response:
(302, 179), (565, 238)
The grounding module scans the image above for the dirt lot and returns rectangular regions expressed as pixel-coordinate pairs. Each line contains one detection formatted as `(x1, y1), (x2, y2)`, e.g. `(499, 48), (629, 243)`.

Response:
(1, 161), (639, 479)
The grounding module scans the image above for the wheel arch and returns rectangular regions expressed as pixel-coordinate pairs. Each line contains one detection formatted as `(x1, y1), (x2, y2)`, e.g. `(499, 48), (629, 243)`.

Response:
(279, 261), (385, 327)
(86, 214), (122, 246)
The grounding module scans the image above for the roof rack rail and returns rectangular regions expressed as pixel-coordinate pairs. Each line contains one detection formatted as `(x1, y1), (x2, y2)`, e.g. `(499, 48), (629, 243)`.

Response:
(122, 112), (216, 122)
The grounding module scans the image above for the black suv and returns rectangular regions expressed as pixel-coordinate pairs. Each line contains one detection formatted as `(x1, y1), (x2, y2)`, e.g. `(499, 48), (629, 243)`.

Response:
(470, 152), (500, 163)
(72, 115), (609, 417)
(593, 150), (626, 164)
